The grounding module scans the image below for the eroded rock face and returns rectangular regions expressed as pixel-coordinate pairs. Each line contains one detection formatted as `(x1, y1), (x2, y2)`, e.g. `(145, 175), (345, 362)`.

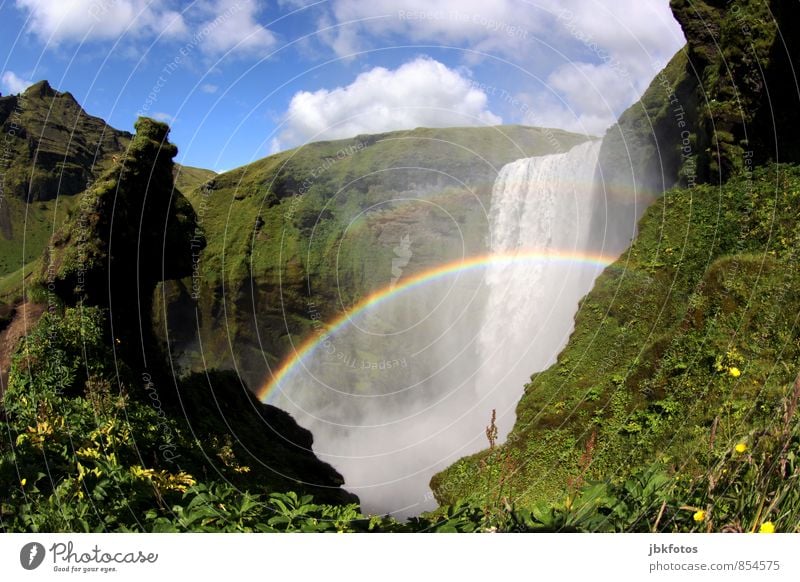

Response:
(670, 0), (800, 180)
(42, 118), (199, 386)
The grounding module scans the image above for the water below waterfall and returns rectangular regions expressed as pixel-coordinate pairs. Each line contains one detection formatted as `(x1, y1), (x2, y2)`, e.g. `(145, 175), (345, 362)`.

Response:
(272, 138), (611, 516)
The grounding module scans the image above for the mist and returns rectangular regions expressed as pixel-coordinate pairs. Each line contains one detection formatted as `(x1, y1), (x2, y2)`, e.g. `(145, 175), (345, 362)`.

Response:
(272, 138), (636, 517)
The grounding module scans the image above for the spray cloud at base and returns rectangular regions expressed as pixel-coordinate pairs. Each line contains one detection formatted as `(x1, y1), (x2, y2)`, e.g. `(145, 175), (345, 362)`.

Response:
(263, 139), (638, 516)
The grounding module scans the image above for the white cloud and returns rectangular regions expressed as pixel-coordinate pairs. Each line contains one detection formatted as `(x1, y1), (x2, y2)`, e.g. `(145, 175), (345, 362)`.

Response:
(14, 0), (276, 57)
(317, 0), (540, 59)
(1, 71), (33, 94)
(196, 0), (276, 56)
(274, 57), (502, 150)
(153, 112), (174, 123)
(15, 0), (188, 44)
(200, 83), (219, 94)
(532, 0), (684, 134)
(310, 0), (684, 135)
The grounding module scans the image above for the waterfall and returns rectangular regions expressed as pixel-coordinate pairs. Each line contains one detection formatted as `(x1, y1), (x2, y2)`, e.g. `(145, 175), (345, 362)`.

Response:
(272, 139), (610, 516)
(476, 139), (604, 439)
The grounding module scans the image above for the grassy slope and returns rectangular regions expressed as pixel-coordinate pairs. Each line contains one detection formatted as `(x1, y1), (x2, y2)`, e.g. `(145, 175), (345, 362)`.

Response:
(0, 197), (76, 277)
(174, 163), (215, 194)
(167, 125), (590, 383)
(432, 163), (800, 507)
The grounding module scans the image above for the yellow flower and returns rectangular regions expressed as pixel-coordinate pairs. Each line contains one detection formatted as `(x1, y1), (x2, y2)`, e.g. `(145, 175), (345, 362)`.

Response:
(735, 442), (748, 454)
(728, 367), (741, 377)
(693, 510), (706, 523)
(20, 478), (27, 487)
(759, 521), (775, 534)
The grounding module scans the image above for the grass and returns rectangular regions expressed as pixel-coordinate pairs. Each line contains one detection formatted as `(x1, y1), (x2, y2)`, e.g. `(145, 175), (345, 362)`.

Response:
(173, 163), (215, 195)
(0, 196), (76, 277)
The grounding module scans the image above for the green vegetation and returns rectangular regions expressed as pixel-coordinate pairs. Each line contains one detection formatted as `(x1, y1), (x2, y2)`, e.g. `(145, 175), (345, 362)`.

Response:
(164, 124), (589, 385)
(0, 80), (131, 278)
(669, 0), (798, 179)
(173, 163), (215, 194)
(0, 80), (129, 203)
(0, 197), (75, 276)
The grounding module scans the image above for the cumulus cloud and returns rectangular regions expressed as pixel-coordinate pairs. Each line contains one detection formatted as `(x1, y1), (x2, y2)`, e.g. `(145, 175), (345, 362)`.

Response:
(14, 0), (275, 57)
(196, 0), (276, 56)
(316, 0), (539, 59)
(532, 0), (684, 134)
(273, 57), (502, 150)
(308, 0), (684, 135)
(200, 83), (219, 94)
(15, 0), (187, 44)
(1, 71), (32, 94)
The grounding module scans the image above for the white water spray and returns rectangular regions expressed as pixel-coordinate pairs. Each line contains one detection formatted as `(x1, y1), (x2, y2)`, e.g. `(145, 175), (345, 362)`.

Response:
(476, 139), (604, 439)
(273, 139), (613, 516)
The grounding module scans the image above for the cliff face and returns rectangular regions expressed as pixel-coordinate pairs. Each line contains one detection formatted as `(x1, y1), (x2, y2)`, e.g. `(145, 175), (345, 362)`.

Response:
(670, 0), (800, 179)
(42, 118), (197, 379)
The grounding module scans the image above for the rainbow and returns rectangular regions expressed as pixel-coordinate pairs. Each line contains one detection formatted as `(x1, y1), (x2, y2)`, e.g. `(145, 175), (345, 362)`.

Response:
(257, 250), (618, 403)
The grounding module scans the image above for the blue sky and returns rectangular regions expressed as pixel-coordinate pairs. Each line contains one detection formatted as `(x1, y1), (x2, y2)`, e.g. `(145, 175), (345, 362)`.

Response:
(0, 0), (685, 172)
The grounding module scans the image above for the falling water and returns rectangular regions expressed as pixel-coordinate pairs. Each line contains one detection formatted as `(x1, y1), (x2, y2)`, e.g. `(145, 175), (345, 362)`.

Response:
(272, 139), (612, 516)
(476, 139), (604, 439)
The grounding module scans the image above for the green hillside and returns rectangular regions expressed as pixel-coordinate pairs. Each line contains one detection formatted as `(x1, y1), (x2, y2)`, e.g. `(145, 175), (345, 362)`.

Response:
(161, 125), (590, 385)
(174, 163), (216, 194)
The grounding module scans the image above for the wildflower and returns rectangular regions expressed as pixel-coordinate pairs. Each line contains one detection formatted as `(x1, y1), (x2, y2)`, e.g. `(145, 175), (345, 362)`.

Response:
(759, 521), (775, 534)
(735, 442), (748, 454)
(728, 367), (741, 378)
(20, 478), (26, 487)
(693, 510), (706, 523)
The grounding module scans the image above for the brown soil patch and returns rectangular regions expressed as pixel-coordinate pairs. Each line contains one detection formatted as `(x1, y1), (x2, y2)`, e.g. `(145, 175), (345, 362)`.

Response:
(0, 301), (47, 399)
